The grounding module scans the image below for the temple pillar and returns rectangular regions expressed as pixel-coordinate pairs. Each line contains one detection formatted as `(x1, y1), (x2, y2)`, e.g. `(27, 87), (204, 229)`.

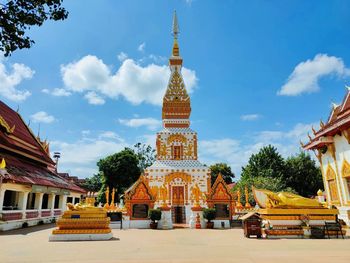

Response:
(48, 194), (55, 216)
(18, 191), (29, 219)
(158, 206), (173, 229)
(60, 195), (67, 211)
(0, 189), (6, 211)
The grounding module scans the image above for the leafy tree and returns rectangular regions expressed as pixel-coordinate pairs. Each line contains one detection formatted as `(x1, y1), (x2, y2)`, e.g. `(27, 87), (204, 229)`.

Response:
(284, 151), (323, 197)
(241, 145), (285, 180)
(0, 0), (68, 56)
(81, 173), (103, 193)
(233, 176), (294, 205)
(133, 143), (156, 172)
(209, 163), (235, 186)
(97, 148), (141, 202)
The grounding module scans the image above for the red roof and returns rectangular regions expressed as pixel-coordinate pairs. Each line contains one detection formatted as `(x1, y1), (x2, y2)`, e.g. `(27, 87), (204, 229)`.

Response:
(1, 153), (86, 193)
(0, 100), (54, 164)
(227, 183), (236, 190)
(303, 89), (350, 150)
(0, 100), (86, 194)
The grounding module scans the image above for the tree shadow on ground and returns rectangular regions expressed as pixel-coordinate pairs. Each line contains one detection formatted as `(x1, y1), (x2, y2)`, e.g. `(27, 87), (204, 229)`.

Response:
(0, 223), (55, 236)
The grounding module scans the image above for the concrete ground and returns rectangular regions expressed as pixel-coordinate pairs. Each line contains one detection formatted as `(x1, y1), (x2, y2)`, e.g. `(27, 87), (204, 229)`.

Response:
(1, 224), (350, 263)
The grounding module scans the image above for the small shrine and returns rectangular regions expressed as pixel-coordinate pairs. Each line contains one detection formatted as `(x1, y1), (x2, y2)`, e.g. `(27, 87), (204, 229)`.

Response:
(252, 187), (344, 238)
(206, 173), (235, 228)
(49, 197), (113, 241)
(124, 175), (156, 228)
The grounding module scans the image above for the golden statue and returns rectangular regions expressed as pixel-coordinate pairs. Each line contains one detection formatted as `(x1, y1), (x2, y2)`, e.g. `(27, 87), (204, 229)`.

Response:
(252, 187), (324, 209)
(236, 189), (243, 209)
(159, 143), (167, 156)
(109, 188), (116, 210)
(104, 186), (110, 210)
(159, 185), (168, 207)
(191, 184), (202, 207)
(244, 186), (251, 208)
(187, 143), (193, 156)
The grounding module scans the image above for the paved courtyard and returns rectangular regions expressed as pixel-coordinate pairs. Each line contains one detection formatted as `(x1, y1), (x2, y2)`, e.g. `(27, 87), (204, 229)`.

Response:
(1, 224), (350, 263)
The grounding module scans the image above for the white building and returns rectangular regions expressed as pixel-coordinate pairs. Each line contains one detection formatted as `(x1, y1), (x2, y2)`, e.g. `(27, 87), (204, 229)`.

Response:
(303, 88), (350, 225)
(144, 12), (210, 224)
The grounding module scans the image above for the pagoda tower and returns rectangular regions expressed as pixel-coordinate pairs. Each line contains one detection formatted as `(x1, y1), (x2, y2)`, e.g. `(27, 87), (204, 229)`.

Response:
(144, 12), (210, 225)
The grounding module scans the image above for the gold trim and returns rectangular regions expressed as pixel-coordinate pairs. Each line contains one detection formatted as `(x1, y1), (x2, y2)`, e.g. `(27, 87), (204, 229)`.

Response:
(0, 143), (50, 165)
(0, 115), (15, 134)
(342, 159), (350, 178)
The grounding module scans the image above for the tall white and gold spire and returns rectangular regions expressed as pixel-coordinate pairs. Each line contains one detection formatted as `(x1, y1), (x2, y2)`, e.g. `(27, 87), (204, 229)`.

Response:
(162, 11), (191, 128)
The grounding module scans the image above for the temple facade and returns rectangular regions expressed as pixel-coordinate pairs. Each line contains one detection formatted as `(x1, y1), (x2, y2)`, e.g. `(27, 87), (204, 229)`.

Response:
(0, 100), (86, 231)
(303, 88), (350, 225)
(144, 12), (210, 225)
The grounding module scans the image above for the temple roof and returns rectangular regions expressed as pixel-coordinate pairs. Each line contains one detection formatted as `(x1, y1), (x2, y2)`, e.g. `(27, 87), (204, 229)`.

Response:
(1, 153), (86, 193)
(0, 101), (54, 165)
(303, 88), (350, 150)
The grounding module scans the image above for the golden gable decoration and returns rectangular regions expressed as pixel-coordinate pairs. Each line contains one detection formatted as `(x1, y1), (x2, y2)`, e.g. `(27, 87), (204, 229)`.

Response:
(0, 115), (15, 134)
(325, 164), (336, 180)
(341, 159), (350, 178)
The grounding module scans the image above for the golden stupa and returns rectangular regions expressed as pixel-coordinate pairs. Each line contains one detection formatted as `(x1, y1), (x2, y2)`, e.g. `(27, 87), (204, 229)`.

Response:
(49, 197), (113, 241)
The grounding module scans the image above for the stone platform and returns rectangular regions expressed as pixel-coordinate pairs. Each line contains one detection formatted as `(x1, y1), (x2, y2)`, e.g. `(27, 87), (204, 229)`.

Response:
(49, 232), (113, 241)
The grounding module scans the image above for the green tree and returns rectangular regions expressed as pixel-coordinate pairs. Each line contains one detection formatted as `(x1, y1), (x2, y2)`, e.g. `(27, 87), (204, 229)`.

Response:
(81, 173), (103, 193)
(209, 163), (235, 186)
(134, 143), (156, 172)
(233, 176), (294, 205)
(97, 148), (140, 202)
(241, 145), (285, 180)
(284, 151), (323, 197)
(0, 0), (68, 56)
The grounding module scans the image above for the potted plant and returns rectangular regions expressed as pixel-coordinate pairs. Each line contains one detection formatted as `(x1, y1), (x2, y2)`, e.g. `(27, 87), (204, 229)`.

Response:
(203, 208), (216, 229)
(149, 208), (162, 229)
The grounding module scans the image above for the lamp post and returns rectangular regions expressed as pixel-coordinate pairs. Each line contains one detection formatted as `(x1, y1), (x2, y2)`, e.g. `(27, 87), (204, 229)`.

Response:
(53, 152), (61, 172)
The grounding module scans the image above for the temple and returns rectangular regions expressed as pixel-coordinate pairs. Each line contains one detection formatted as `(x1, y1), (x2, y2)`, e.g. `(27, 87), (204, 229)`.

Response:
(303, 87), (350, 226)
(0, 101), (86, 231)
(143, 12), (210, 226)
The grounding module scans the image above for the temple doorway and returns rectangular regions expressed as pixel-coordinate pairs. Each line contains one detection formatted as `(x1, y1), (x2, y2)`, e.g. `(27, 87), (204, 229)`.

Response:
(172, 206), (186, 224)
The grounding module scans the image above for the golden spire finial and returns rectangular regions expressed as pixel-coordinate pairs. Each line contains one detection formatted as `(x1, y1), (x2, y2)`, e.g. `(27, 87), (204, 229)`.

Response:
(0, 158), (6, 169)
(171, 10), (180, 57)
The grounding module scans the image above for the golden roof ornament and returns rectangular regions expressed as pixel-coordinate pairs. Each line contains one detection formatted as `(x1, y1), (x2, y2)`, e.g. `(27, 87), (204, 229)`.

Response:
(317, 189), (323, 196)
(171, 10), (180, 57)
(0, 158), (6, 169)
(311, 126), (317, 135)
(320, 120), (325, 129)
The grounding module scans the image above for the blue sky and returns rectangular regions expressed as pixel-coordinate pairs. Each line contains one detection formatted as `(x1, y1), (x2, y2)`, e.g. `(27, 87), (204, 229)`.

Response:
(1, 0), (350, 178)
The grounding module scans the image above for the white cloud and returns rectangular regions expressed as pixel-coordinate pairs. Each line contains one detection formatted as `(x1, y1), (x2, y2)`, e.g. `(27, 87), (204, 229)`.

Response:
(0, 61), (34, 102)
(278, 54), (350, 96)
(199, 122), (316, 177)
(240, 114), (261, 121)
(99, 131), (124, 142)
(119, 117), (161, 131)
(61, 55), (198, 106)
(42, 88), (71, 97)
(30, 111), (55, 124)
(84, 91), (105, 105)
(51, 136), (128, 178)
(138, 42), (146, 52)
(117, 52), (128, 62)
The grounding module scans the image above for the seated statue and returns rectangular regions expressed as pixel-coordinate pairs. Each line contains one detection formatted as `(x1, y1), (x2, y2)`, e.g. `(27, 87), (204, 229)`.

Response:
(253, 188), (324, 209)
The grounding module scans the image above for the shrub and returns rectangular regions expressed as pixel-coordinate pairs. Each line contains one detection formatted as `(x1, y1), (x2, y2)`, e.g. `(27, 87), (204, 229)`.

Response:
(203, 208), (216, 222)
(148, 208), (162, 222)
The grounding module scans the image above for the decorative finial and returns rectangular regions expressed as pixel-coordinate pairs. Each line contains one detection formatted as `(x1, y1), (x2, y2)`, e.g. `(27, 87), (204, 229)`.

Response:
(345, 84), (350, 91)
(172, 10), (179, 39)
(307, 132), (312, 141)
(320, 120), (325, 128)
(311, 125), (317, 135)
(299, 140), (305, 147)
(331, 102), (338, 109)
(0, 158), (6, 169)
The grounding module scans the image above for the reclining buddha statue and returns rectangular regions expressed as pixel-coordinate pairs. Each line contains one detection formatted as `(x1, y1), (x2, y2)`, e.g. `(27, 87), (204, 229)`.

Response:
(252, 187), (324, 209)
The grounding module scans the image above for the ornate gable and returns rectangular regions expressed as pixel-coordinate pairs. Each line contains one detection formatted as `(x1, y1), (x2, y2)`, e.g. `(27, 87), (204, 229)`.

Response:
(326, 164), (336, 180)
(207, 173), (234, 201)
(342, 159), (350, 178)
(124, 175), (155, 202)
